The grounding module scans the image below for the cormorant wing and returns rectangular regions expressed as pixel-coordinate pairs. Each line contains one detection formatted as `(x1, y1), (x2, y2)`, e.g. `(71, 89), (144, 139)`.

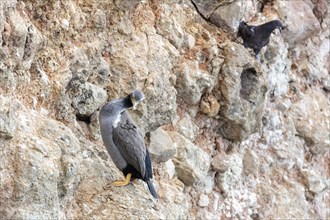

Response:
(253, 20), (282, 50)
(112, 111), (147, 177)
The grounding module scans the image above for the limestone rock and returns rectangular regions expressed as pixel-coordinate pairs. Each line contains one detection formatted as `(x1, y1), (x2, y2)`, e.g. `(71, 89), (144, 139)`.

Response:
(243, 149), (259, 176)
(149, 127), (176, 163)
(141, 79), (177, 132)
(291, 34), (329, 84)
(66, 171), (189, 219)
(257, 183), (313, 219)
(301, 169), (328, 194)
(198, 194), (209, 207)
(191, 0), (235, 18)
(260, 109), (305, 171)
(277, 0), (321, 47)
(289, 90), (330, 154)
(157, 7), (184, 49)
(0, 0), (329, 219)
(174, 113), (199, 141)
(174, 59), (216, 105)
(0, 96), (18, 138)
(214, 153), (243, 194)
(0, 109), (82, 220)
(192, 0), (255, 32)
(204, 174), (216, 194)
(169, 131), (210, 186)
(69, 47), (91, 79)
(164, 159), (176, 179)
(71, 82), (107, 117)
(69, 42), (109, 86)
(212, 152), (230, 173)
(0, 62), (16, 94)
(92, 9), (107, 30)
(262, 30), (290, 97)
(0, 7), (4, 47)
(200, 94), (220, 117)
(88, 111), (101, 140)
(184, 33), (195, 50)
(219, 42), (267, 141)
(312, 0), (328, 23)
(87, 58), (110, 87)
(7, 10), (44, 70)
(209, 1), (246, 32)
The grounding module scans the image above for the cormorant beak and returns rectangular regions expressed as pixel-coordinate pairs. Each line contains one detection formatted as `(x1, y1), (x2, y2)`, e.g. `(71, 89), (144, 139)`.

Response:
(132, 101), (138, 110)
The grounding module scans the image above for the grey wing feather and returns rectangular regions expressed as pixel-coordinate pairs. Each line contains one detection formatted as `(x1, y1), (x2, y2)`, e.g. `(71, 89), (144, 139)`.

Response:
(112, 111), (147, 177)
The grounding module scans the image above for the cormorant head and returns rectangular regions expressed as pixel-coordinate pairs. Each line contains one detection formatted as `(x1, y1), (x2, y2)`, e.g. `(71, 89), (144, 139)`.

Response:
(130, 90), (145, 110)
(274, 20), (284, 33)
(238, 20), (254, 39)
(238, 20), (247, 30)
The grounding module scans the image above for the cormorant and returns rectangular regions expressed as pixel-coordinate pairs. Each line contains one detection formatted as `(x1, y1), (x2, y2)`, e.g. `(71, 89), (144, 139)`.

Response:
(99, 90), (158, 199)
(237, 19), (284, 59)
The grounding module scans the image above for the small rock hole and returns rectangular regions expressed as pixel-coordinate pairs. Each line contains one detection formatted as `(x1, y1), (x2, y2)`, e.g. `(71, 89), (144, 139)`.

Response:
(76, 114), (91, 124)
(240, 68), (258, 102)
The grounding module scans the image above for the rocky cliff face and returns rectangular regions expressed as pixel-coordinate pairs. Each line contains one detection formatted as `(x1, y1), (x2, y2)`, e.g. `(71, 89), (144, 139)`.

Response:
(0, 0), (329, 219)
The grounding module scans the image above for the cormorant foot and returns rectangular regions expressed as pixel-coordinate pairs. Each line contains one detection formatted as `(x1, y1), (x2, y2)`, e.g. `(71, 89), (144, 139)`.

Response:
(104, 173), (132, 189)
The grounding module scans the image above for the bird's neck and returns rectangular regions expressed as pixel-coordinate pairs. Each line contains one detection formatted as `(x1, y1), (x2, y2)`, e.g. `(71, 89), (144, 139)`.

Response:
(111, 96), (132, 128)
(100, 95), (133, 117)
(122, 96), (133, 109)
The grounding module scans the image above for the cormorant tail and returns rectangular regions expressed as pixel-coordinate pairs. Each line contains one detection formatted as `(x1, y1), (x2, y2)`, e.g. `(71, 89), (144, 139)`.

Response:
(147, 180), (158, 199)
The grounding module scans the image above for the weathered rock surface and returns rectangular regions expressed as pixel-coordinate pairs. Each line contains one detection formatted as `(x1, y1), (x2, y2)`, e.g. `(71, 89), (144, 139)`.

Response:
(243, 149), (259, 176)
(214, 153), (243, 194)
(149, 127), (176, 163)
(174, 113), (199, 141)
(301, 169), (328, 194)
(192, 0), (255, 32)
(191, 0), (226, 18)
(257, 182), (313, 219)
(289, 90), (330, 154)
(198, 193), (210, 207)
(312, 0), (328, 23)
(219, 42), (267, 141)
(263, 30), (290, 97)
(209, 1), (250, 32)
(0, 96), (18, 138)
(70, 82), (107, 117)
(0, 0), (329, 219)
(277, 0), (321, 47)
(169, 131), (210, 186)
(200, 93), (220, 117)
(174, 59), (216, 105)
(0, 107), (82, 219)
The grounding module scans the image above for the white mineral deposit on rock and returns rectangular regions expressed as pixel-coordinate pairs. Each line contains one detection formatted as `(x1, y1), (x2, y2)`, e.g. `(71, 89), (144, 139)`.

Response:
(198, 194), (209, 207)
(61, 18), (70, 30)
